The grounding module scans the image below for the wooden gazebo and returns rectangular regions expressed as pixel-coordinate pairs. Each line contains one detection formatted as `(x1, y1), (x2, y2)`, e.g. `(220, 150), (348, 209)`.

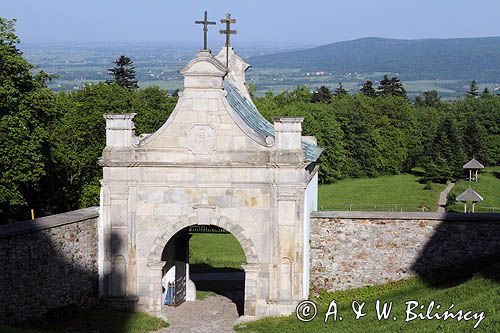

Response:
(456, 187), (484, 213)
(463, 158), (484, 181)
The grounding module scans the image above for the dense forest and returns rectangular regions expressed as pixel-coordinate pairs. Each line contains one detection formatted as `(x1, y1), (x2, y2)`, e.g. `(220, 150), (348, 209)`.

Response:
(1, 18), (499, 222)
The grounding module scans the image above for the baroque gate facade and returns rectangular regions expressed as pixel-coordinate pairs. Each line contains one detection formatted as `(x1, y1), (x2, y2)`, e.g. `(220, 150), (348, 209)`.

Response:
(98, 46), (322, 320)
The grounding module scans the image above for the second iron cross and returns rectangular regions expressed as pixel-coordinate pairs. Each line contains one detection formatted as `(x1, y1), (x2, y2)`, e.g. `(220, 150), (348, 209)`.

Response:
(220, 13), (237, 66)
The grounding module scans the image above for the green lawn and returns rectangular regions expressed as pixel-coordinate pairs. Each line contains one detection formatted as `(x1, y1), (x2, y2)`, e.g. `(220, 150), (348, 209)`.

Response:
(447, 166), (500, 213)
(188, 233), (246, 301)
(318, 173), (446, 212)
(236, 266), (500, 332)
(1, 308), (168, 333)
(189, 233), (246, 272)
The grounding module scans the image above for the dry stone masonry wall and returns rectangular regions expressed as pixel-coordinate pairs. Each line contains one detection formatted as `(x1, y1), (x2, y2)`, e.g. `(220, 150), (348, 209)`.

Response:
(310, 211), (500, 295)
(0, 207), (99, 324)
(2, 206), (499, 324)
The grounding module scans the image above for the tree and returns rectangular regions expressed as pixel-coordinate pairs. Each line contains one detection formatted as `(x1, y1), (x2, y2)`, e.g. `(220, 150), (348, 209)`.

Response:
(311, 86), (333, 103)
(424, 116), (465, 181)
(360, 80), (377, 97)
(334, 82), (348, 96)
(462, 115), (485, 160)
(422, 157), (452, 183)
(50, 83), (132, 211)
(481, 87), (492, 98)
(377, 75), (407, 98)
(454, 95), (500, 166)
(133, 85), (177, 134)
(0, 17), (57, 221)
(107, 55), (138, 89)
(290, 86), (313, 102)
(371, 95), (417, 173)
(274, 86), (312, 105)
(467, 80), (479, 97)
(415, 90), (441, 107)
(48, 83), (179, 210)
(247, 82), (256, 98)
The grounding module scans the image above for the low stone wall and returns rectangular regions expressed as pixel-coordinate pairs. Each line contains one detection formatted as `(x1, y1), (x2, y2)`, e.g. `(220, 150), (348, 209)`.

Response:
(310, 211), (500, 295)
(0, 207), (99, 324)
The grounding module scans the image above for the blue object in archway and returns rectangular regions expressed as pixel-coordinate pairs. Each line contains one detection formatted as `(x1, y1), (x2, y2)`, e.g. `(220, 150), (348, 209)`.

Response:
(164, 282), (175, 305)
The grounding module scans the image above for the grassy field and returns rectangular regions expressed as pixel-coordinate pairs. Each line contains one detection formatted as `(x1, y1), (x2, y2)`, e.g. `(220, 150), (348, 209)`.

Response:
(189, 233), (246, 272)
(447, 166), (500, 213)
(318, 173), (447, 212)
(1, 308), (168, 333)
(236, 266), (500, 333)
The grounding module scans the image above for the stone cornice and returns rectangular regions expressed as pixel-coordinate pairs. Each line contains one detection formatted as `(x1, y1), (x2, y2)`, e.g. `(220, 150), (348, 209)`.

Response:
(0, 207), (99, 238)
(311, 211), (500, 221)
(179, 50), (228, 77)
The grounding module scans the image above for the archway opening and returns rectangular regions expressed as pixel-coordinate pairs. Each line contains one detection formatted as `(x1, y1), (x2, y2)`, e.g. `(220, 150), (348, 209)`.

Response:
(160, 224), (247, 316)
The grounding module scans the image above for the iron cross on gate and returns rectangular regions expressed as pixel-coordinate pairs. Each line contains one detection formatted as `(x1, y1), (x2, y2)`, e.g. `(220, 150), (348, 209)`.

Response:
(219, 13), (237, 66)
(195, 11), (216, 50)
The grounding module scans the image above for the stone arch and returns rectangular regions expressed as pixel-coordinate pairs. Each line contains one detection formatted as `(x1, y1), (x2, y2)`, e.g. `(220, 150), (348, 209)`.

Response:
(147, 215), (259, 265)
(145, 214), (260, 317)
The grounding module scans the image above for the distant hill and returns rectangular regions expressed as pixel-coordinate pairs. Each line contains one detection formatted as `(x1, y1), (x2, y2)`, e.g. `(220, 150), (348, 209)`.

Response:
(247, 37), (500, 81)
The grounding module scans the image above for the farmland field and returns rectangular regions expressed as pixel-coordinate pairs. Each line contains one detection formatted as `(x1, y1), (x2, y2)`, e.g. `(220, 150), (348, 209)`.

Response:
(22, 43), (494, 98)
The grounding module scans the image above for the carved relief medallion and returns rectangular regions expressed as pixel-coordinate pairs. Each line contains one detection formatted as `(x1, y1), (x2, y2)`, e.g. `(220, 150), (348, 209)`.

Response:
(188, 124), (216, 154)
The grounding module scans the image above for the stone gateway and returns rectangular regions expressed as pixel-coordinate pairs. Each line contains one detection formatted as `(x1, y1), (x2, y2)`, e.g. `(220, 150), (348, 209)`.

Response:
(98, 46), (323, 320)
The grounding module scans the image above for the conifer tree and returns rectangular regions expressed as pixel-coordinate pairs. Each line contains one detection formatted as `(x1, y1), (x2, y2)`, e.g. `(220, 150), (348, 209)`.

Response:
(466, 80), (479, 97)
(462, 116), (484, 160)
(311, 86), (333, 103)
(334, 82), (348, 96)
(481, 87), (492, 98)
(415, 90), (441, 107)
(107, 55), (138, 89)
(377, 75), (407, 98)
(424, 116), (465, 182)
(360, 80), (377, 97)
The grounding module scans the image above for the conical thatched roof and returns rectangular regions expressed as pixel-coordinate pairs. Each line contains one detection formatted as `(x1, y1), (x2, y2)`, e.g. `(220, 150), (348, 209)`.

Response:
(456, 188), (484, 202)
(463, 158), (484, 169)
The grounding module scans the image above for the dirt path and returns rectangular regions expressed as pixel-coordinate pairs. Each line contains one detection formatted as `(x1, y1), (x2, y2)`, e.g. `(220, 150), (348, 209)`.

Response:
(437, 182), (455, 212)
(156, 294), (240, 333)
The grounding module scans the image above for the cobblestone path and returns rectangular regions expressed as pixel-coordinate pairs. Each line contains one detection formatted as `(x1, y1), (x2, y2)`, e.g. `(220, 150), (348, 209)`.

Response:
(156, 293), (242, 333)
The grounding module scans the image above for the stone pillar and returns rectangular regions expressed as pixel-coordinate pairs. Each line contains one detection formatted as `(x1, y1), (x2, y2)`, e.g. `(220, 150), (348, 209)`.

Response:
(103, 113), (137, 148)
(101, 184), (138, 310)
(273, 117), (304, 150)
(242, 263), (260, 317)
(147, 261), (166, 316)
(271, 117), (304, 164)
(275, 190), (301, 305)
(268, 117), (307, 314)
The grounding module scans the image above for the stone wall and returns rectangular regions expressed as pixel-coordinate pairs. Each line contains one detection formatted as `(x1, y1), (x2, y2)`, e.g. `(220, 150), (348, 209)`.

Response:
(310, 211), (500, 295)
(0, 207), (99, 324)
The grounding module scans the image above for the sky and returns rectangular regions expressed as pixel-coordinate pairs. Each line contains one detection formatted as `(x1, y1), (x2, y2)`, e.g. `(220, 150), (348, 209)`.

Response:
(4, 0), (500, 47)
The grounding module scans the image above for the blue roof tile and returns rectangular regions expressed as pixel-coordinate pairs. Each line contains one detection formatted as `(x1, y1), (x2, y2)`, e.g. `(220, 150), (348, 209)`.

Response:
(224, 79), (323, 162)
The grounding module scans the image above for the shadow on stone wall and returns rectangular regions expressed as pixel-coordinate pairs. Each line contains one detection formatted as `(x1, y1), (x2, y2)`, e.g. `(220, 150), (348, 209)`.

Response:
(0, 211), (139, 332)
(410, 216), (500, 287)
(0, 221), (95, 325)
